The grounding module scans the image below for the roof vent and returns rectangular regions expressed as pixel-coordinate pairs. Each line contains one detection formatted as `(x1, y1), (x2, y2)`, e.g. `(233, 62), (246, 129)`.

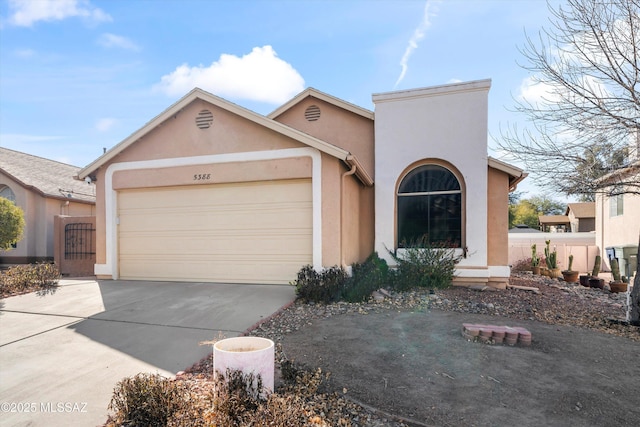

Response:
(196, 109), (213, 129)
(304, 105), (321, 121)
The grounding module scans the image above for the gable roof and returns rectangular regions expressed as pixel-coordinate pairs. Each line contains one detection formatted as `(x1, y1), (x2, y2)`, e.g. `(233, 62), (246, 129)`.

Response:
(0, 147), (96, 203)
(268, 87), (374, 121)
(565, 202), (595, 218)
(77, 87), (373, 186)
(538, 215), (571, 225)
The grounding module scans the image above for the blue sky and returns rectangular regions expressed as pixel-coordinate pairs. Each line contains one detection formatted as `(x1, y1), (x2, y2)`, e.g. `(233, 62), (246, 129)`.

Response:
(0, 0), (562, 195)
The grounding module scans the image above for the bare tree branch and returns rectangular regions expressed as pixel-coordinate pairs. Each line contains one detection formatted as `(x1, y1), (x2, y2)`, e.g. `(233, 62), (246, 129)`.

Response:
(497, 0), (640, 199)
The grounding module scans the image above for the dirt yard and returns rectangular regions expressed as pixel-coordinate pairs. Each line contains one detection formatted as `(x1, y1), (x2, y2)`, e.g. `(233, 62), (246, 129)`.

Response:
(279, 308), (639, 426)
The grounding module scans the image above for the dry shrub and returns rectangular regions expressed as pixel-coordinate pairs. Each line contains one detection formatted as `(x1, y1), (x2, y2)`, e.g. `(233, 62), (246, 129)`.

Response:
(106, 365), (353, 427)
(106, 373), (184, 426)
(511, 257), (534, 272)
(0, 263), (60, 297)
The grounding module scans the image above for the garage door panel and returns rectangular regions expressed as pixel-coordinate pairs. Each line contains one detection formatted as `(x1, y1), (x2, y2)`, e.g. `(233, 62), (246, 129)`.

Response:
(119, 232), (312, 256)
(118, 179), (312, 284)
(119, 203), (312, 232)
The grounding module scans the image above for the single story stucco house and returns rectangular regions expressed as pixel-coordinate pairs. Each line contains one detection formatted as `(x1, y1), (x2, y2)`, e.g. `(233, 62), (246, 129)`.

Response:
(0, 148), (96, 265)
(76, 79), (526, 288)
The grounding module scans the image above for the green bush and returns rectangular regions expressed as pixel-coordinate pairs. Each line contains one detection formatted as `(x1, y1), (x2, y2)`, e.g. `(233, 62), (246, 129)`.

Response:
(343, 252), (390, 302)
(388, 239), (462, 291)
(292, 265), (347, 304)
(0, 263), (60, 296)
(107, 373), (185, 427)
(0, 197), (25, 250)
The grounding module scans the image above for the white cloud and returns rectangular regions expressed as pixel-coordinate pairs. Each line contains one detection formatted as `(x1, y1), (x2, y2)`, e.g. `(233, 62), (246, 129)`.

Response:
(154, 45), (305, 104)
(98, 33), (140, 51)
(95, 118), (117, 132)
(394, 0), (437, 88)
(7, 0), (111, 27)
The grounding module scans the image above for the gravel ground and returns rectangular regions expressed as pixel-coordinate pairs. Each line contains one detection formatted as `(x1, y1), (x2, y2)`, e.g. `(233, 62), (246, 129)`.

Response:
(181, 273), (638, 426)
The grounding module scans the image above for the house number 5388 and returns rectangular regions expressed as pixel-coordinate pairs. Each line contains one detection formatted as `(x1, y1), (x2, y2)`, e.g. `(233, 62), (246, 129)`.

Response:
(193, 174), (211, 180)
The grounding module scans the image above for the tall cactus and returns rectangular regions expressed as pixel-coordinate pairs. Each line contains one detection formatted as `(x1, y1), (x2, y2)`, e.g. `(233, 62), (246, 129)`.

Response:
(531, 244), (540, 267)
(591, 255), (601, 277)
(610, 258), (621, 282)
(544, 240), (557, 269)
(568, 254), (574, 272)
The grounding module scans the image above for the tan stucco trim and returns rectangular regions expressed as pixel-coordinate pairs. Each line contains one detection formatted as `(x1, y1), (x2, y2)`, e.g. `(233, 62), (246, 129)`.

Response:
(268, 87), (374, 121)
(393, 158), (467, 250)
(77, 88), (366, 182)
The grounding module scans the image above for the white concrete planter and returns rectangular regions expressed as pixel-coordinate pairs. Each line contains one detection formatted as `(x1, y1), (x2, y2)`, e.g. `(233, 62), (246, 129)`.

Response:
(213, 336), (275, 394)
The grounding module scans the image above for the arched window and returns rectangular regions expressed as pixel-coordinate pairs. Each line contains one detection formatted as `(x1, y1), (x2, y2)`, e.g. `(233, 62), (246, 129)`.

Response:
(397, 165), (462, 247)
(0, 185), (16, 203)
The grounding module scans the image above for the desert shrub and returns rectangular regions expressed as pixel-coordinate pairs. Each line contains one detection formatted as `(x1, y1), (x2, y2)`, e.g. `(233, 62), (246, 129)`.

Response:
(388, 239), (462, 291)
(212, 365), (329, 426)
(212, 369), (265, 426)
(107, 373), (185, 427)
(0, 263), (60, 296)
(292, 265), (347, 304)
(342, 252), (390, 302)
(511, 257), (533, 272)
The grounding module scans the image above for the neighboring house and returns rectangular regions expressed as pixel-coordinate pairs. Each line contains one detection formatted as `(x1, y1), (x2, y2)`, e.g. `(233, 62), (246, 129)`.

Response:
(565, 202), (595, 232)
(76, 80), (525, 288)
(538, 215), (571, 232)
(0, 148), (96, 264)
(595, 160), (640, 280)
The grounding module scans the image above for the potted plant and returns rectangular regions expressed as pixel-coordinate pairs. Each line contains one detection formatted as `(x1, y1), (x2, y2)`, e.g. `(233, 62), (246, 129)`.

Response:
(544, 240), (561, 279)
(531, 244), (541, 275)
(609, 258), (628, 293)
(561, 254), (579, 283)
(588, 255), (604, 289)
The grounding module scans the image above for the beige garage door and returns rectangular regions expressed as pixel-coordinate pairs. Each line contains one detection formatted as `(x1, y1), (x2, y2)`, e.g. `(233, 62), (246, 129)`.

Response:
(117, 179), (312, 284)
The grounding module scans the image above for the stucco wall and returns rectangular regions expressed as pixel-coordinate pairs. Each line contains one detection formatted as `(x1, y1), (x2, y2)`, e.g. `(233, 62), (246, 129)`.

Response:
(90, 96), (373, 279)
(596, 186), (640, 279)
(373, 81), (491, 276)
(487, 166), (508, 267)
(0, 173), (94, 263)
(273, 96), (375, 179)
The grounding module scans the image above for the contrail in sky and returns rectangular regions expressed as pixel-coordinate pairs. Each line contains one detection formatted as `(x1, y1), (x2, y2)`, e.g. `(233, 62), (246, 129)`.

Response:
(395, 0), (436, 88)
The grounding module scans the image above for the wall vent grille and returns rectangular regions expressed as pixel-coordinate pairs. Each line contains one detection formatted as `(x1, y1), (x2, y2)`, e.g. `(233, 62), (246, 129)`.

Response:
(196, 109), (213, 129)
(304, 105), (321, 121)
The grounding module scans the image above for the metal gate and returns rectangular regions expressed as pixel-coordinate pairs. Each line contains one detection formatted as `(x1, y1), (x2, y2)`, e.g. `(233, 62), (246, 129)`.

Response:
(64, 223), (96, 260)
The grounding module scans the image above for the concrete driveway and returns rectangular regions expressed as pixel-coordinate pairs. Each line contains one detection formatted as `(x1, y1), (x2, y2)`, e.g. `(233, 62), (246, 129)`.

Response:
(0, 278), (295, 427)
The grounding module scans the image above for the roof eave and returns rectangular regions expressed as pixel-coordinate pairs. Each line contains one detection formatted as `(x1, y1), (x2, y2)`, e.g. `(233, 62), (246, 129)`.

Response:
(487, 157), (527, 192)
(268, 87), (374, 121)
(345, 155), (374, 187)
(77, 88), (356, 179)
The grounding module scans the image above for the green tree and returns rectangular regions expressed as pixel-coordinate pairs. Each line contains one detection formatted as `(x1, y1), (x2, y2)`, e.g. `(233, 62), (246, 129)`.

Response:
(527, 195), (565, 216)
(510, 200), (539, 229)
(0, 197), (25, 250)
(509, 194), (565, 229)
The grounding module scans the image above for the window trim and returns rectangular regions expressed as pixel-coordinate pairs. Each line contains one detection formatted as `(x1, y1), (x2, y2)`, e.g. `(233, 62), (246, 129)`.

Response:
(395, 160), (466, 249)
